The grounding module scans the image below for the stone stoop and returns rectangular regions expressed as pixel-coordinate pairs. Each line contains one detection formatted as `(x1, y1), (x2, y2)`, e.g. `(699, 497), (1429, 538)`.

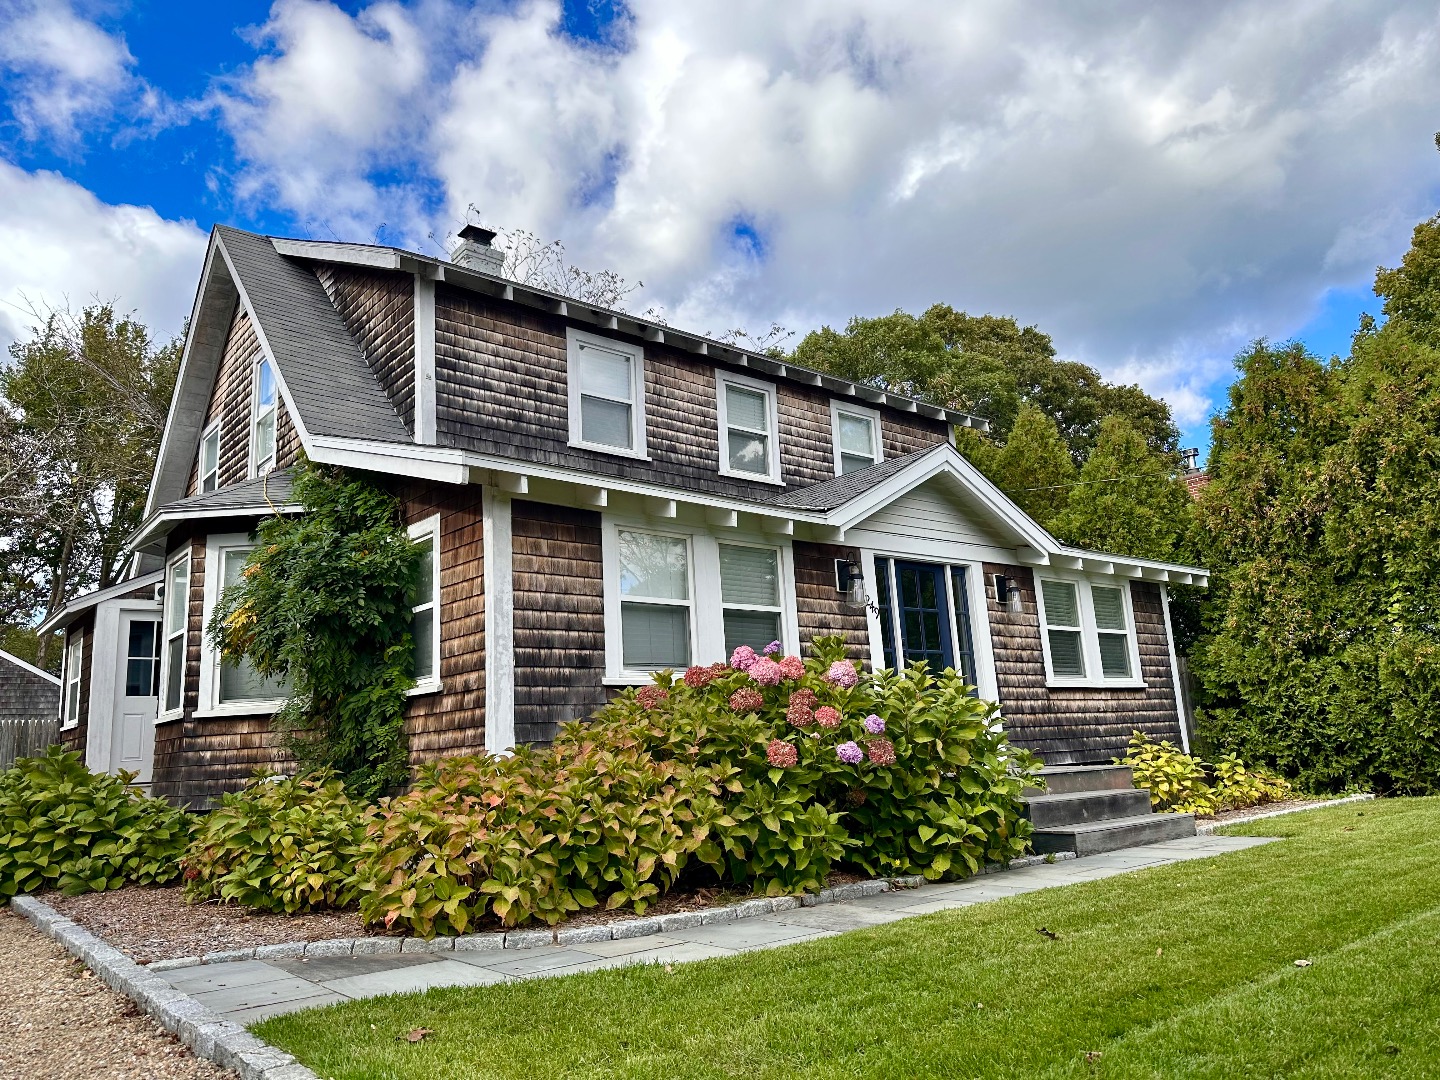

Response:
(1023, 764), (1196, 856)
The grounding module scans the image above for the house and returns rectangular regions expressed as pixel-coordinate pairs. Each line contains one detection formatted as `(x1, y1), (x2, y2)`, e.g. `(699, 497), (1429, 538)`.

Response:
(0, 649), (62, 770)
(46, 224), (1207, 806)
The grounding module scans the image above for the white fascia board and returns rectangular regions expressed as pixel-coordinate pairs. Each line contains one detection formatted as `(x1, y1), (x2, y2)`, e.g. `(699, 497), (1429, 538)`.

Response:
(270, 238), (404, 269)
(36, 570), (164, 636)
(306, 434), (469, 483)
(0, 648), (61, 685)
(1054, 544), (1209, 584)
(127, 502), (305, 554)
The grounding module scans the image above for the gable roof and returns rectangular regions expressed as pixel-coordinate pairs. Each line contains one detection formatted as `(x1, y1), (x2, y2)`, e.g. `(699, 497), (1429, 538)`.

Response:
(0, 649), (60, 725)
(36, 570), (163, 636)
(0, 648), (60, 687)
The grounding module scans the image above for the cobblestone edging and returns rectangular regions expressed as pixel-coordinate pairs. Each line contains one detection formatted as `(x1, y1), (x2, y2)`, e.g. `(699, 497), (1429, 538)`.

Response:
(9, 894), (317, 1080)
(1196, 793), (1375, 834)
(128, 852), (1072, 972)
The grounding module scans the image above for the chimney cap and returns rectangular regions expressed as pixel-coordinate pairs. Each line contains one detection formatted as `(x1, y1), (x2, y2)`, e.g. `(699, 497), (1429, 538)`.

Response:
(457, 224), (498, 247)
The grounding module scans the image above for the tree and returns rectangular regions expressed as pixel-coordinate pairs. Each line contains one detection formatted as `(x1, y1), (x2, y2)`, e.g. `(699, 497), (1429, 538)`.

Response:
(792, 303), (1178, 461)
(958, 404), (1077, 529)
(0, 303), (180, 667)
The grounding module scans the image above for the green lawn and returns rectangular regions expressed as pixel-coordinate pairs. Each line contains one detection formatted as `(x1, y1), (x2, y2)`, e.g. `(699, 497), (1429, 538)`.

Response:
(257, 799), (1440, 1079)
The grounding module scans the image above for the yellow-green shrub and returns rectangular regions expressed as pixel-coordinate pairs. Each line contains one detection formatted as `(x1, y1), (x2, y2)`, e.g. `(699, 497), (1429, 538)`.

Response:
(1121, 731), (1294, 816)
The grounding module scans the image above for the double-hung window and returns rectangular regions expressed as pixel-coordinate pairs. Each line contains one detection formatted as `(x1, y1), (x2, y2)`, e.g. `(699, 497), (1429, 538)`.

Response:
(408, 516), (441, 691)
(617, 530), (692, 671)
(717, 374), (781, 483)
(1037, 577), (1142, 686)
(160, 551), (189, 716)
(831, 402), (882, 475)
(215, 547), (288, 707)
(567, 329), (646, 458)
(719, 544), (782, 653)
(252, 358), (277, 476)
(198, 422), (220, 493)
(60, 633), (83, 728)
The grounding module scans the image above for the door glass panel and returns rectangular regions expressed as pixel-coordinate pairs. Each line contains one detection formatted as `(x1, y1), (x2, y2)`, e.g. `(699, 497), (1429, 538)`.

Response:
(950, 566), (978, 692)
(894, 562), (953, 674)
(875, 558), (897, 670)
(125, 620), (160, 697)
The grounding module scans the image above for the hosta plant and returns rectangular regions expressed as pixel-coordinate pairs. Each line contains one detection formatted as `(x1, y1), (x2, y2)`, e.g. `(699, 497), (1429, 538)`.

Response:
(0, 747), (191, 901)
(182, 771), (367, 913)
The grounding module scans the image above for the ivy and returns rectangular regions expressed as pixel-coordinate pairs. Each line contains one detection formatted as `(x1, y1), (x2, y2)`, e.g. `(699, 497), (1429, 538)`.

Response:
(208, 459), (422, 800)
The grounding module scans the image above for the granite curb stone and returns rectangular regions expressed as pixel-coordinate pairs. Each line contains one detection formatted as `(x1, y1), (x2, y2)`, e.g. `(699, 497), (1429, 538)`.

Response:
(303, 938), (356, 958)
(454, 933), (506, 952)
(502, 929), (552, 950)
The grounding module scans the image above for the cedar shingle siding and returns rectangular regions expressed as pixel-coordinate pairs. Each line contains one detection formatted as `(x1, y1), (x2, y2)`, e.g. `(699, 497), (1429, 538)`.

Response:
(58, 613), (94, 755)
(985, 565), (1182, 764)
(317, 266), (416, 434)
(794, 541), (870, 664)
(433, 286), (950, 498)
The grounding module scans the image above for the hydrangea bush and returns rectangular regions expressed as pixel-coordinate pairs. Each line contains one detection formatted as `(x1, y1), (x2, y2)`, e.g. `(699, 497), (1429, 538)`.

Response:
(356, 636), (1040, 934)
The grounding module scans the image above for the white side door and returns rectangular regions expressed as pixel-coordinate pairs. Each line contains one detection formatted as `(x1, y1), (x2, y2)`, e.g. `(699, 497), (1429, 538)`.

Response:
(112, 611), (160, 783)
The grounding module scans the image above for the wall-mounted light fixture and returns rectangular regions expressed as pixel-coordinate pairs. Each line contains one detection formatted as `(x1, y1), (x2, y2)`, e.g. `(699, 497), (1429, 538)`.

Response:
(993, 573), (1023, 613)
(835, 558), (867, 608)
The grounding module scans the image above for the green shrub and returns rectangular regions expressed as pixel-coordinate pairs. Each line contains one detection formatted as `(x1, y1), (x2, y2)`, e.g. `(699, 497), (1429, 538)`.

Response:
(0, 747), (191, 901)
(182, 771), (367, 913)
(1121, 731), (1294, 816)
(355, 637), (1040, 935)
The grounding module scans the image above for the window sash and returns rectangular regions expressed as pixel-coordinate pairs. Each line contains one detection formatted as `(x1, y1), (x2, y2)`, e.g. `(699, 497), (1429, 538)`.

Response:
(719, 378), (778, 479)
(199, 426), (220, 493)
(832, 405), (881, 476)
(572, 338), (641, 453)
(718, 543), (782, 654)
(1039, 577), (1141, 683)
(162, 553), (189, 713)
(62, 636), (82, 726)
(253, 360), (277, 475)
(216, 548), (288, 705)
(408, 520), (441, 685)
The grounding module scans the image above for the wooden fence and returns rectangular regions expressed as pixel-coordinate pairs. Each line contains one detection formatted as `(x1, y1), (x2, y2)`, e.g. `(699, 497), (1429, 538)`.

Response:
(0, 717), (60, 770)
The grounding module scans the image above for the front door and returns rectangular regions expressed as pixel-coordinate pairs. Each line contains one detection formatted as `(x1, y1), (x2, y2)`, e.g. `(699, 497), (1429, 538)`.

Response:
(113, 612), (160, 783)
(893, 561), (955, 672)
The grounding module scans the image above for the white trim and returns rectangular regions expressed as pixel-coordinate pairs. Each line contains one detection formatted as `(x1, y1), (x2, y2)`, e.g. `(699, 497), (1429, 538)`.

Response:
(248, 355), (278, 479)
(37, 570), (163, 636)
(860, 549), (885, 673)
(60, 632), (83, 730)
(89, 601), (162, 777)
(413, 274), (437, 444)
(0, 648), (59, 685)
(600, 515), (798, 681)
(1033, 570), (1146, 690)
(715, 370), (783, 485)
(566, 328), (649, 460)
(483, 488), (515, 753)
(200, 533), (289, 713)
(157, 548), (190, 722)
(830, 400), (883, 477)
(198, 420), (221, 494)
(1160, 586), (1191, 753)
(407, 514), (442, 696)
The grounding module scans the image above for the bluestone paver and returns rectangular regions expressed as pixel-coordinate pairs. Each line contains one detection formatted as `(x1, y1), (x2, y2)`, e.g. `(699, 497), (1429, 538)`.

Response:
(320, 959), (511, 998)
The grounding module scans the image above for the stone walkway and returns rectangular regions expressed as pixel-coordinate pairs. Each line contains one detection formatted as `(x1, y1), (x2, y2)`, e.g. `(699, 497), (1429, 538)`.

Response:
(160, 834), (1275, 1026)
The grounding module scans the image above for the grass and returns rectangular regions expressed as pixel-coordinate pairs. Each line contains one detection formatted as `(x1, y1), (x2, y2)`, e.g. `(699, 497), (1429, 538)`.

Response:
(256, 798), (1440, 1078)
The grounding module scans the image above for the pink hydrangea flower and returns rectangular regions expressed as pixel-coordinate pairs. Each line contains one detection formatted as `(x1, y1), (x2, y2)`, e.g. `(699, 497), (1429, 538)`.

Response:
(786, 702), (815, 728)
(684, 665), (716, 689)
(763, 640), (783, 656)
(730, 645), (759, 672)
(777, 655), (805, 681)
(836, 741), (864, 764)
(729, 688), (764, 713)
(748, 658), (783, 686)
(863, 714), (886, 734)
(636, 685), (669, 710)
(815, 706), (841, 729)
(865, 737), (896, 766)
(789, 688), (817, 710)
(824, 660), (860, 688)
(766, 740), (798, 768)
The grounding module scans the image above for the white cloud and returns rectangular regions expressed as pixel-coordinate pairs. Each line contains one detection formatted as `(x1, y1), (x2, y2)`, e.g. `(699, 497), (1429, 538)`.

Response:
(0, 162), (207, 350)
(213, 0), (1440, 433)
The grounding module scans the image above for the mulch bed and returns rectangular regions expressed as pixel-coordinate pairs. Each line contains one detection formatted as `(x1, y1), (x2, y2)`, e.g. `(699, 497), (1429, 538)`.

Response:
(1197, 797), (1351, 826)
(46, 868), (871, 966)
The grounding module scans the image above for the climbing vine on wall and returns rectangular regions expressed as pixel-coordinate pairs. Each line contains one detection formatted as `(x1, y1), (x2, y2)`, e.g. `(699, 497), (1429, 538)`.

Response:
(208, 458), (422, 800)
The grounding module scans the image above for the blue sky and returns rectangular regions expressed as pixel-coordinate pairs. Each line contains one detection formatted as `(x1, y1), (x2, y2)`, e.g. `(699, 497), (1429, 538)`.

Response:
(1, 0), (1436, 460)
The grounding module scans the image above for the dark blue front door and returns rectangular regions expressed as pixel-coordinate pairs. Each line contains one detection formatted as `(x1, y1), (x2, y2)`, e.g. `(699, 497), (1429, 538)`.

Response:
(894, 561), (954, 673)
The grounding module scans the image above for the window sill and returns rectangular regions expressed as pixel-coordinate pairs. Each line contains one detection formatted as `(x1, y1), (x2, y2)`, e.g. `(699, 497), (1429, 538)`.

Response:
(192, 701), (286, 718)
(1045, 678), (1147, 691)
(568, 439), (651, 462)
(603, 674), (665, 687)
(155, 710), (185, 725)
(59, 722), (78, 732)
(407, 680), (443, 697)
(717, 467), (785, 486)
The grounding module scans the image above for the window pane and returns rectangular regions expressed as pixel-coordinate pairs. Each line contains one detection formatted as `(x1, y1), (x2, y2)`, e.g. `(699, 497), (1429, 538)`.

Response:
(579, 347), (632, 400)
(727, 430), (769, 474)
(840, 452), (875, 475)
(125, 621), (158, 697)
(1098, 633), (1132, 678)
(165, 636), (184, 711)
(201, 429), (219, 491)
(1048, 628), (1086, 677)
(621, 603), (690, 669)
(618, 532), (688, 600)
(255, 409), (276, 468)
(411, 535), (435, 607)
(581, 395), (633, 448)
(719, 545), (778, 606)
(223, 549), (251, 590)
(1040, 580), (1080, 627)
(725, 384), (768, 431)
(838, 413), (875, 455)
(257, 360), (275, 406)
(723, 610), (781, 655)
(125, 659), (153, 697)
(166, 559), (188, 626)
(413, 609), (435, 680)
(1092, 585), (1127, 631)
(220, 657), (287, 703)
(67, 680), (80, 722)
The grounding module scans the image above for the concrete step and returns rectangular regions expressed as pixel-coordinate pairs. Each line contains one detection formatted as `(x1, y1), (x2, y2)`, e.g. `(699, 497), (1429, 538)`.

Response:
(1023, 764), (1135, 797)
(1031, 812), (1197, 856)
(1023, 788), (1156, 829)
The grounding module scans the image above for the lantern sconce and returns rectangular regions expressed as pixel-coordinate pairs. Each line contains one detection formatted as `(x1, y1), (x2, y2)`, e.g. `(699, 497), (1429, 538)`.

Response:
(994, 573), (1023, 613)
(835, 558), (867, 608)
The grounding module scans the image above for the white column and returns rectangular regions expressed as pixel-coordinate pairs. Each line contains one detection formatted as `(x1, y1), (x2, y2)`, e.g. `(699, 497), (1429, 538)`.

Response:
(483, 487), (515, 753)
(1159, 585), (1191, 753)
(412, 274), (437, 444)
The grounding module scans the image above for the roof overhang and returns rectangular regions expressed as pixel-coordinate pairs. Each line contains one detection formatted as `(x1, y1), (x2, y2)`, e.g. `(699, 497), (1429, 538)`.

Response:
(37, 570), (164, 636)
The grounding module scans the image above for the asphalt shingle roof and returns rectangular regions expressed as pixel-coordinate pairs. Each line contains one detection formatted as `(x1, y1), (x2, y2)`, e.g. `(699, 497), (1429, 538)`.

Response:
(763, 445), (946, 512)
(0, 651), (60, 727)
(156, 469), (297, 515)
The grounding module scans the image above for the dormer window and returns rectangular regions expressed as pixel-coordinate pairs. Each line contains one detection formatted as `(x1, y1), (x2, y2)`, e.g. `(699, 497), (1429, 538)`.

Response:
(567, 329), (647, 459)
(198, 422), (220, 493)
(716, 373), (781, 483)
(831, 401), (882, 475)
(252, 357), (277, 476)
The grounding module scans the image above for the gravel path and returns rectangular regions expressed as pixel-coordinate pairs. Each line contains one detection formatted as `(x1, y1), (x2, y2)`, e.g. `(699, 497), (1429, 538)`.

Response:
(0, 909), (233, 1080)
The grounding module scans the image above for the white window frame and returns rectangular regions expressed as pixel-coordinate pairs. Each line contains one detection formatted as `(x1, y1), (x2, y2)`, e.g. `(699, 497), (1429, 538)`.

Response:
(718, 539), (787, 655)
(830, 400), (884, 476)
(407, 514), (442, 695)
(566, 328), (649, 461)
(249, 356), (278, 478)
(197, 533), (288, 717)
(600, 517), (799, 683)
(198, 420), (221, 493)
(60, 632), (83, 730)
(157, 548), (190, 722)
(1033, 572), (1145, 689)
(715, 371), (783, 485)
